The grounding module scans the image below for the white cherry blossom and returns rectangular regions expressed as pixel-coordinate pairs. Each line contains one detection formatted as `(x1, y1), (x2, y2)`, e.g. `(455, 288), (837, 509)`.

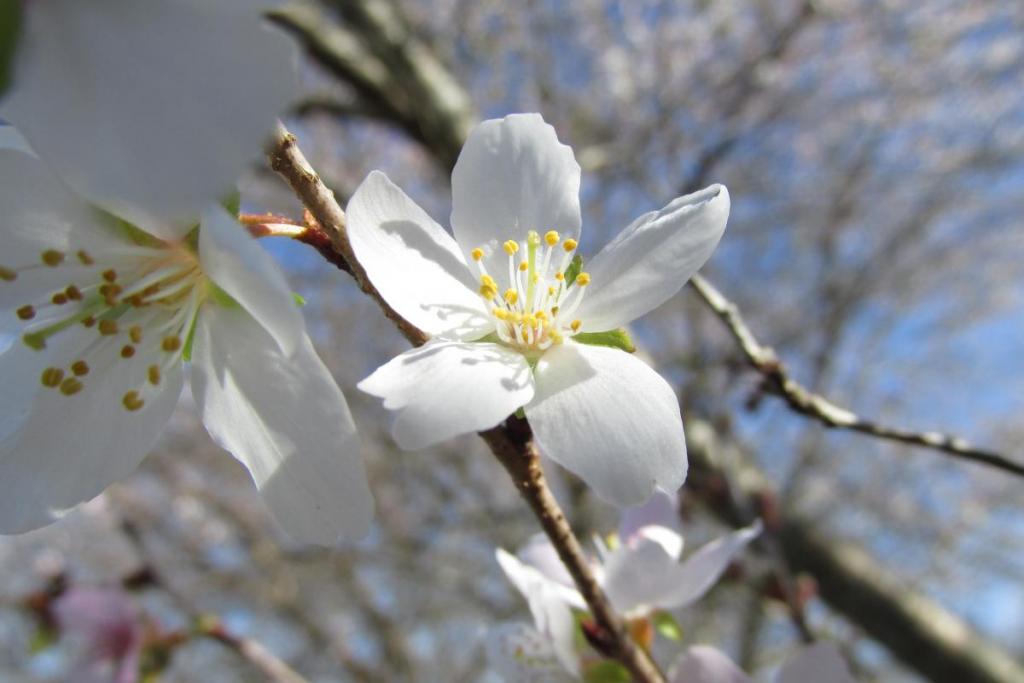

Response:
(0, 133), (373, 545)
(350, 114), (730, 506)
(2, 0), (297, 235)
(668, 643), (856, 683)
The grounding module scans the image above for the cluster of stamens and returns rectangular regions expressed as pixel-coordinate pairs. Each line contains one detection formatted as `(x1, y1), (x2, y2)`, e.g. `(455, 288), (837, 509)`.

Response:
(4, 243), (205, 412)
(471, 229), (590, 353)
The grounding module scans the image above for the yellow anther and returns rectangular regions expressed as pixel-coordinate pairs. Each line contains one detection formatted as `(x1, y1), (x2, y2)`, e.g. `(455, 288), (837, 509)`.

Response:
(41, 367), (64, 388)
(535, 310), (548, 321)
(122, 390), (145, 412)
(523, 314), (538, 328)
(554, 271), (565, 281)
(98, 319), (119, 336)
(550, 331), (564, 344)
(503, 240), (519, 255)
(480, 274), (497, 288)
(574, 272), (591, 286)
(16, 305), (36, 320)
(76, 250), (94, 265)
(65, 285), (82, 301)
(102, 269), (117, 283)
(82, 316), (96, 328)
(503, 289), (518, 305)
(162, 336), (182, 352)
(41, 249), (64, 267)
(129, 326), (143, 344)
(0, 266), (16, 282)
(571, 319), (582, 332)
(527, 230), (541, 246)
(471, 247), (485, 261)
(548, 286), (556, 296)
(71, 360), (90, 376)
(518, 262), (528, 272)
(51, 292), (68, 306)
(551, 305), (560, 315)
(59, 378), (83, 396)
(148, 365), (161, 385)
(544, 230), (560, 246)
(121, 345), (136, 359)
(563, 238), (578, 252)
(479, 284), (498, 300)
(494, 308), (510, 321)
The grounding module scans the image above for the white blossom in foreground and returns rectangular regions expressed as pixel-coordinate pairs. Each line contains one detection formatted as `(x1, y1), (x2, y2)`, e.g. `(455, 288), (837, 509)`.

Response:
(668, 643), (856, 683)
(0, 133), (373, 544)
(494, 491), (760, 677)
(350, 114), (729, 505)
(2, 0), (297, 233)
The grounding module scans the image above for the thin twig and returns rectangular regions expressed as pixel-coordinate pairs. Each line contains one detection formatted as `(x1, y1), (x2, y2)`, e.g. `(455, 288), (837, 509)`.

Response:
(688, 273), (1024, 478)
(267, 124), (666, 683)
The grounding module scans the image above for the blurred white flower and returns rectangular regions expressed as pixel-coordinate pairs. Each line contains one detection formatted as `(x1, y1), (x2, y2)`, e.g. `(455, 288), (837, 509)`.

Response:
(54, 587), (142, 683)
(2, 0), (297, 233)
(0, 133), (372, 545)
(350, 113), (729, 506)
(486, 622), (578, 683)
(668, 643), (856, 683)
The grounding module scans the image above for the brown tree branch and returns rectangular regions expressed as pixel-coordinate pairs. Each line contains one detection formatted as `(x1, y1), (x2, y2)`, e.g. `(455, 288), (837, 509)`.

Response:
(267, 124), (665, 683)
(689, 273), (1024, 479)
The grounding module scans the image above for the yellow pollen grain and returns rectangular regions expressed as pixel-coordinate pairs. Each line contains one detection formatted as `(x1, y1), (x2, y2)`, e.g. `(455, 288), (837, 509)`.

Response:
(527, 230), (540, 246)
(551, 305), (560, 315)
(544, 230), (560, 246)
(471, 247), (484, 261)
(503, 289), (518, 305)
(148, 365), (161, 385)
(59, 377), (83, 396)
(562, 238), (578, 252)
(162, 336), (182, 352)
(121, 344), (136, 359)
(548, 286), (556, 296)
(129, 326), (143, 344)
(0, 266), (16, 282)
(479, 284), (497, 299)
(480, 274), (496, 288)
(122, 390), (145, 412)
(555, 271), (565, 281)
(16, 305), (36, 320)
(51, 292), (68, 306)
(102, 269), (117, 283)
(82, 316), (96, 328)
(551, 331), (563, 344)
(575, 272), (591, 286)
(40, 367), (64, 388)
(71, 360), (90, 376)
(503, 240), (519, 255)
(41, 249), (65, 267)
(571, 319), (582, 332)
(98, 319), (119, 335)
(65, 285), (83, 301)
(76, 250), (94, 265)
(518, 262), (528, 272)
(494, 308), (510, 321)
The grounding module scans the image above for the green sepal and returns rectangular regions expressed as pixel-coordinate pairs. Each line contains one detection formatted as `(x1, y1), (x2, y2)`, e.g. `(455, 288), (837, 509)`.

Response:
(473, 331), (502, 344)
(564, 253), (583, 287)
(651, 610), (684, 641)
(0, 1), (23, 100)
(583, 661), (631, 683)
(221, 190), (241, 217)
(182, 314), (199, 362)
(573, 328), (636, 353)
(292, 293), (307, 307)
(514, 407), (526, 419)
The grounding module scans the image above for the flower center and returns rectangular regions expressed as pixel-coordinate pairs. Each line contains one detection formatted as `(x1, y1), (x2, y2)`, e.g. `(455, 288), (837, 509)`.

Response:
(4, 243), (205, 412)
(470, 230), (590, 353)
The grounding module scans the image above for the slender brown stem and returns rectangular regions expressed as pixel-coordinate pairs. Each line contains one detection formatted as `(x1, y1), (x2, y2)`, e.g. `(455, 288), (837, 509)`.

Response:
(267, 124), (666, 683)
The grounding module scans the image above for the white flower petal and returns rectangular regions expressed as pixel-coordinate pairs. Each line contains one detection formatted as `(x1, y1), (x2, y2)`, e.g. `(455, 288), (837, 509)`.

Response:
(198, 204), (303, 356)
(3, 0), (297, 236)
(0, 327), (184, 533)
(190, 304), (373, 544)
(669, 646), (753, 683)
(633, 525), (685, 562)
(526, 343), (687, 506)
(517, 533), (577, 590)
(347, 171), (491, 340)
(620, 489), (682, 547)
(496, 549), (582, 676)
(0, 126), (32, 155)
(486, 622), (577, 683)
(358, 341), (534, 450)
(776, 643), (855, 683)
(576, 185), (729, 331)
(601, 530), (683, 615)
(451, 114), (582, 276)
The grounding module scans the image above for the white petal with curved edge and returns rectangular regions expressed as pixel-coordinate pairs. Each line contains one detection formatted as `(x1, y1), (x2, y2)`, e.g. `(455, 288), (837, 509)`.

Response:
(526, 343), (687, 506)
(776, 643), (856, 683)
(669, 646), (753, 683)
(0, 326), (184, 533)
(358, 341), (534, 450)
(486, 622), (577, 683)
(198, 204), (302, 356)
(450, 114), (582, 277)
(601, 530), (685, 615)
(191, 304), (373, 544)
(496, 549), (582, 676)
(0, 126), (33, 155)
(620, 489), (682, 546)
(576, 185), (729, 331)
(347, 171), (491, 340)
(3, 0), (297, 237)
(517, 533), (577, 589)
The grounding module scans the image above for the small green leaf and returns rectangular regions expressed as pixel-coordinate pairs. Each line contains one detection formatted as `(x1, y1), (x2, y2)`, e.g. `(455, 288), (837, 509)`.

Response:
(584, 661), (631, 683)
(182, 314), (199, 362)
(564, 254), (583, 287)
(221, 191), (241, 217)
(292, 292), (307, 307)
(28, 625), (57, 654)
(0, 1), (23, 100)
(573, 328), (636, 353)
(652, 611), (684, 641)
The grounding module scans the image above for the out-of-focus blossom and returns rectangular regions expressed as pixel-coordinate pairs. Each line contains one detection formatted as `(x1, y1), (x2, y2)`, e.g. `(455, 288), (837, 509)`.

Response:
(351, 113), (729, 506)
(0, 132), (373, 545)
(54, 587), (143, 683)
(486, 622), (577, 683)
(2, 0), (298, 233)
(668, 643), (857, 683)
